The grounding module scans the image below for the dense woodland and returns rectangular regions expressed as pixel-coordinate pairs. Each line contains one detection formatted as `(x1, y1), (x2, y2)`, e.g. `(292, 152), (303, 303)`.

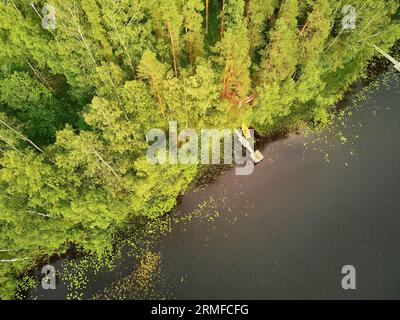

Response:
(0, 0), (399, 299)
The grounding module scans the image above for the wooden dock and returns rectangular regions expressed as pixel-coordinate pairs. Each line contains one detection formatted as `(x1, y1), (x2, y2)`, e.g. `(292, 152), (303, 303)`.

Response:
(234, 128), (264, 164)
(372, 45), (400, 72)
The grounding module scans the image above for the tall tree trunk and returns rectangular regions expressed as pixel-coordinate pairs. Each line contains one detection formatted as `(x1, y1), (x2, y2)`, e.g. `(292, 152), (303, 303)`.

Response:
(222, 65), (231, 98)
(189, 40), (193, 71)
(166, 21), (179, 77)
(299, 19), (309, 37)
(0, 258), (30, 263)
(155, 88), (168, 127)
(247, 0), (252, 20)
(220, 0), (224, 40)
(247, 0), (254, 56)
(206, 0), (209, 34)
(0, 119), (44, 153)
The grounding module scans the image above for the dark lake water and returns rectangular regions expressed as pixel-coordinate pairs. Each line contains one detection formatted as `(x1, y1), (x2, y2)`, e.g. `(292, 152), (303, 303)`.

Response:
(29, 71), (400, 300)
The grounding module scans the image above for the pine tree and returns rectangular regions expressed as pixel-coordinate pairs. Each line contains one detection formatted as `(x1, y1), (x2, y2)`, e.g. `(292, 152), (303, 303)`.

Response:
(182, 0), (204, 69)
(296, 0), (332, 103)
(147, 0), (183, 77)
(220, 0), (251, 100)
(0, 0), (399, 300)
(247, 0), (276, 57)
(184, 59), (222, 128)
(205, 0), (209, 34)
(252, 79), (296, 134)
(258, 0), (299, 85)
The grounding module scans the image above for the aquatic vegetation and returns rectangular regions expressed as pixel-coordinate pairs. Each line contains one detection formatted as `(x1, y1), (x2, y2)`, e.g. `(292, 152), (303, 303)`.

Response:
(92, 252), (163, 300)
(302, 70), (399, 167)
(0, 0), (399, 299)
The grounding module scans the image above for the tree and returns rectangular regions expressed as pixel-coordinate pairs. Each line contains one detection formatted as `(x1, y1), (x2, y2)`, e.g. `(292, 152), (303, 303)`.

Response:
(146, 0), (183, 77)
(131, 156), (197, 219)
(0, 2), (49, 68)
(184, 59), (223, 128)
(205, 0), (209, 34)
(100, 0), (155, 74)
(53, 127), (124, 193)
(258, 0), (299, 85)
(84, 80), (163, 155)
(252, 80), (296, 134)
(320, 0), (400, 105)
(81, 0), (114, 61)
(220, 0), (251, 100)
(296, 0), (332, 103)
(247, 0), (276, 57)
(0, 0), (399, 300)
(137, 50), (170, 127)
(182, 0), (204, 69)
(0, 72), (67, 144)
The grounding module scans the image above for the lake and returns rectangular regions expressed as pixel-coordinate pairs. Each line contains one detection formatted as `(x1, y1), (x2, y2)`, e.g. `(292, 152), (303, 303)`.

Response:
(29, 71), (400, 300)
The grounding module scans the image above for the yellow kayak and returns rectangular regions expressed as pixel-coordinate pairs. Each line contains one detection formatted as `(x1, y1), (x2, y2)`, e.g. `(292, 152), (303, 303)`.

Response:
(241, 123), (252, 140)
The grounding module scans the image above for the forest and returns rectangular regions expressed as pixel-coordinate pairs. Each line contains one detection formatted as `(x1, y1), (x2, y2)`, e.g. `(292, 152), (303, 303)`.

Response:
(0, 0), (399, 299)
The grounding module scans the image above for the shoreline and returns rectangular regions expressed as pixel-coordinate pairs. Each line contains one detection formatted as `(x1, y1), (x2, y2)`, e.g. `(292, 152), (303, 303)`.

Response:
(20, 59), (397, 300)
